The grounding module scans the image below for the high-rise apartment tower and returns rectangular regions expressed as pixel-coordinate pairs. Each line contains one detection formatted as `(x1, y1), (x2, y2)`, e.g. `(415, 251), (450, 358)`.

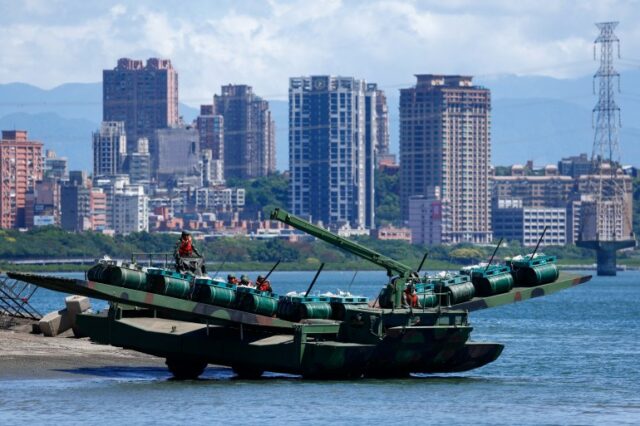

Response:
(289, 76), (377, 229)
(400, 75), (492, 244)
(0, 131), (43, 228)
(213, 85), (275, 179)
(93, 121), (127, 178)
(103, 58), (179, 154)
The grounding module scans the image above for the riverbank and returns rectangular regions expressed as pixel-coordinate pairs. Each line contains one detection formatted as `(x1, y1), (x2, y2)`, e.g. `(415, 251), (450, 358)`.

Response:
(0, 320), (164, 380)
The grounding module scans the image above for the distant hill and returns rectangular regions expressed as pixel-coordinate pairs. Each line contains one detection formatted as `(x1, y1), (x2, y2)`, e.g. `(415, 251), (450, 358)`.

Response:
(0, 112), (97, 166)
(2, 70), (639, 170)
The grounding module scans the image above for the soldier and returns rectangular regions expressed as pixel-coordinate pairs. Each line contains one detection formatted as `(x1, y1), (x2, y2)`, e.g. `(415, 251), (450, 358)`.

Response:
(404, 282), (419, 308)
(174, 231), (206, 274)
(256, 275), (272, 293)
(227, 274), (239, 285)
(240, 275), (254, 287)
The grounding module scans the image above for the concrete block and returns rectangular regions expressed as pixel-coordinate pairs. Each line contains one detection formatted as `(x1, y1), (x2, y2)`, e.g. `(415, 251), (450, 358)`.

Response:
(65, 295), (91, 315)
(65, 295), (91, 338)
(38, 308), (73, 337)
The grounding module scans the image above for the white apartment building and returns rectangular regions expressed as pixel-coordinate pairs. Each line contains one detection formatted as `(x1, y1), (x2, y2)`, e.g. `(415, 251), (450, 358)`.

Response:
(93, 121), (126, 177)
(113, 184), (148, 234)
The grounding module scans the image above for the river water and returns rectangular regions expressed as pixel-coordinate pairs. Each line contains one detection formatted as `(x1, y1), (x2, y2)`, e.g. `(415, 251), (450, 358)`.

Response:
(1, 270), (639, 425)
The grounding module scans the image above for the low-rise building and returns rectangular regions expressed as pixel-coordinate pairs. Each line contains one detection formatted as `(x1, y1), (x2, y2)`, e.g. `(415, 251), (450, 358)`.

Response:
(372, 226), (412, 242)
(408, 191), (443, 245)
(493, 201), (567, 246)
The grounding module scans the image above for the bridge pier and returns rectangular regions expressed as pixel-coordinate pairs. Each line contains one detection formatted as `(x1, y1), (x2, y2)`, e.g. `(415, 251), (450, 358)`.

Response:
(576, 240), (636, 276)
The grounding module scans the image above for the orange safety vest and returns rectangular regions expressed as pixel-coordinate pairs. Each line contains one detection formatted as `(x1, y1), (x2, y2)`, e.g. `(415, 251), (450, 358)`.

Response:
(178, 240), (193, 257)
(257, 280), (272, 292)
(405, 288), (418, 307)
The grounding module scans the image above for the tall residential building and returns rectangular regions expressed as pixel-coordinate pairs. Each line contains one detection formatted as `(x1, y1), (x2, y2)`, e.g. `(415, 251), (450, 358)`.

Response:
(129, 138), (151, 186)
(93, 121), (127, 177)
(103, 58), (179, 154)
(213, 85), (275, 179)
(154, 126), (200, 184)
(367, 83), (390, 161)
(289, 76), (375, 229)
(197, 105), (224, 161)
(0, 130), (44, 228)
(400, 75), (492, 244)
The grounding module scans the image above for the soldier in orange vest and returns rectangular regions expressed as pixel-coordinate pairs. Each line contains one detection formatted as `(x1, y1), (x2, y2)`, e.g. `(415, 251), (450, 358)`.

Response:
(256, 275), (273, 293)
(174, 231), (205, 274)
(404, 282), (419, 308)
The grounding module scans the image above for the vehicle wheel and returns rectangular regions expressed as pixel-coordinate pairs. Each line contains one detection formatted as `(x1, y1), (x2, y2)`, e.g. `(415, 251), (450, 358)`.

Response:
(166, 356), (208, 380)
(232, 365), (264, 379)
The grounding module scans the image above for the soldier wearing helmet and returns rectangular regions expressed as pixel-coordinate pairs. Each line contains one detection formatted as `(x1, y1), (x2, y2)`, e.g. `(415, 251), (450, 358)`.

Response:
(240, 274), (254, 287)
(256, 275), (273, 293)
(174, 231), (205, 274)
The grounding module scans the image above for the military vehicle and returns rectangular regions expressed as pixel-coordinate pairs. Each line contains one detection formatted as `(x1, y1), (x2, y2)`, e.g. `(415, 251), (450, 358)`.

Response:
(7, 208), (591, 379)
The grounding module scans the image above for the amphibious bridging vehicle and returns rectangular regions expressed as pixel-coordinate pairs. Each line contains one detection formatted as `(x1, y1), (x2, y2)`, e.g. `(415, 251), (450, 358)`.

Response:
(7, 208), (591, 379)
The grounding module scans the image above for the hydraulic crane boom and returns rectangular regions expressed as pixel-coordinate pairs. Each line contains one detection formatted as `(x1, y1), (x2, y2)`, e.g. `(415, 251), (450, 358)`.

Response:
(270, 208), (414, 277)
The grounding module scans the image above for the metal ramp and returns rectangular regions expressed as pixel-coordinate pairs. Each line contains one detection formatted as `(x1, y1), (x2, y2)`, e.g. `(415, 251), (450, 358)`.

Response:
(0, 275), (42, 328)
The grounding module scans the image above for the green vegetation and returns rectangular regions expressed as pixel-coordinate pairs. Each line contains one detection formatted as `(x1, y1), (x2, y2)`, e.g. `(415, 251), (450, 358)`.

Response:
(374, 169), (401, 226)
(230, 169), (402, 227)
(3, 225), (639, 272)
(228, 172), (289, 219)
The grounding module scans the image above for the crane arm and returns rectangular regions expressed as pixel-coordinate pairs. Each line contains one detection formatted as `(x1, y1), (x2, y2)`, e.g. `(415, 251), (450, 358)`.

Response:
(270, 208), (413, 277)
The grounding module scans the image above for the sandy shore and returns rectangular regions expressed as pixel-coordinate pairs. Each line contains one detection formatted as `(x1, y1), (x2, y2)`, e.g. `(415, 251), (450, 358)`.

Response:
(0, 320), (165, 379)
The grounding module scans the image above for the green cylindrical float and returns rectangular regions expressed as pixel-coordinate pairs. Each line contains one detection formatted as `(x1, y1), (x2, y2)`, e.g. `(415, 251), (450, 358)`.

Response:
(195, 283), (236, 307)
(164, 277), (192, 299)
(87, 264), (112, 283)
(436, 281), (475, 305)
(299, 302), (332, 320)
(417, 292), (438, 308)
(238, 292), (278, 317)
(516, 263), (559, 286)
(474, 274), (514, 296)
(109, 267), (148, 291)
(147, 274), (192, 299)
(277, 297), (295, 320)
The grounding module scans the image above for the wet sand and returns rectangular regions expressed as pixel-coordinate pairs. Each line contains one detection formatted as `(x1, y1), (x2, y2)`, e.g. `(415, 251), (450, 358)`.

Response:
(0, 321), (165, 379)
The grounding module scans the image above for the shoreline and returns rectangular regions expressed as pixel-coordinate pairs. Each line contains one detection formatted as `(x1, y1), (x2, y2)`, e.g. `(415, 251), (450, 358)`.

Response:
(0, 321), (165, 380)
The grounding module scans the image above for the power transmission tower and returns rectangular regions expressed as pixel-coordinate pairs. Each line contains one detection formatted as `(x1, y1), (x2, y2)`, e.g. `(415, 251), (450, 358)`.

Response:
(577, 22), (635, 275)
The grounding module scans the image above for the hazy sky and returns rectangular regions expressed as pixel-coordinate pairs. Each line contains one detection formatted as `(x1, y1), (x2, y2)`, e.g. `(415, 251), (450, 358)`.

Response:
(1, 0), (639, 103)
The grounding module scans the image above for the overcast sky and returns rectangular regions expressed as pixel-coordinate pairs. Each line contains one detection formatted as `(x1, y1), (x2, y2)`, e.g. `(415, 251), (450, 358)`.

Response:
(1, 0), (639, 103)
